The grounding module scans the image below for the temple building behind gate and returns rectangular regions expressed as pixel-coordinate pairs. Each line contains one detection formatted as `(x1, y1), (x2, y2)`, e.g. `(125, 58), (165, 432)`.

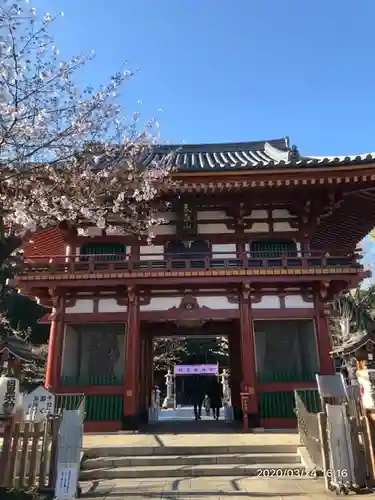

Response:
(14, 136), (374, 431)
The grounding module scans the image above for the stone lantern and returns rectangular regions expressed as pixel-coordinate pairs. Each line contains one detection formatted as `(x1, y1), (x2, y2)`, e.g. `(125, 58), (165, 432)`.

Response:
(162, 369), (175, 409)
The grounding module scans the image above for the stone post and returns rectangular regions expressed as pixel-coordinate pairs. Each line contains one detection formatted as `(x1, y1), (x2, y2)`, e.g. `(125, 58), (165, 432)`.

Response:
(220, 369), (231, 406)
(162, 369), (174, 409)
(221, 369), (233, 421)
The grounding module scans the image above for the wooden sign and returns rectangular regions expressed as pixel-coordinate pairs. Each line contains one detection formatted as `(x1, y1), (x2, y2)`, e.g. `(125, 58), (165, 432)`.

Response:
(176, 202), (197, 237)
(23, 386), (55, 421)
(0, 376), (20, 418)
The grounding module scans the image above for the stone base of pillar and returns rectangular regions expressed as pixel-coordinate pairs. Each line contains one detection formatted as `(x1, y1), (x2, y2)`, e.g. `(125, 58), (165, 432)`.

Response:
(162, 396), (174, 409)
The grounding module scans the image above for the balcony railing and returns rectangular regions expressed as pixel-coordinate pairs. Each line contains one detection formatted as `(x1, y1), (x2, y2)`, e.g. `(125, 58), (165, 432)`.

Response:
(19, 251), (361, 275)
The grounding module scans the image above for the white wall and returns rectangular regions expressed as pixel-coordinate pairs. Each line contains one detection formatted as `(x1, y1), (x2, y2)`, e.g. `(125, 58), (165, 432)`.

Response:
(211, 243), (236, 258)
(98, 299), (127, 313)
(140, 297), (183, 312)
(252, 296), (281, 309)
(243, 208), (298, 233)
(251, 294), (314, 309)
(284, 295), (314, 309)
(66, 299), (94, 314)
(197, 210), (234, 235)
(140, 295), (238, 311)
(198, 223), (235, 234)
(65, 298), (127, 314)
(196, 296), (238, 310)
(140, 245), (164, 261)
(197, 210), (227, 220)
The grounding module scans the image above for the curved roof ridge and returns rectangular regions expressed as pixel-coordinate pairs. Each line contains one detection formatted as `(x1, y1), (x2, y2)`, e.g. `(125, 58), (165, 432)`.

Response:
(154, 137), (289, 152)
(306, 152), (375, 161)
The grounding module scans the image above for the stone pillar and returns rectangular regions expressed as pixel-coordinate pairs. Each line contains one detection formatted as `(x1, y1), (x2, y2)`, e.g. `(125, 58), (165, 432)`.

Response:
(314, 287), (335, 375)
(123, 286), (140, 429)
(220, 369), (231, 405)
(162, 369), (174, 409)
(45, 291), (64, 392)
(221, 369), (233, 421)
(239, 284), (258, 416)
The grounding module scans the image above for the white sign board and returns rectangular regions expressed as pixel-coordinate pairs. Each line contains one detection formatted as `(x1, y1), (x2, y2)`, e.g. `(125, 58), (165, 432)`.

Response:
(357, 369), (375, 409)
(54, 466), (78, 500)
(54, 410), (83, 500)
(23, 386), (55, 421)
(174, 364), (219, 375)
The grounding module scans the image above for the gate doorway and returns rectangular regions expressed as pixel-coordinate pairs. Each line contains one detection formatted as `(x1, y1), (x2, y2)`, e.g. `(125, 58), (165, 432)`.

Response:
(139, 321), (243, 431)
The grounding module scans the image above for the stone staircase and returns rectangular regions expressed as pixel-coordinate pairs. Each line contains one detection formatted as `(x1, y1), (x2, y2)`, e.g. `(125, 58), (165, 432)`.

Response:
(80, 441), (306, 480)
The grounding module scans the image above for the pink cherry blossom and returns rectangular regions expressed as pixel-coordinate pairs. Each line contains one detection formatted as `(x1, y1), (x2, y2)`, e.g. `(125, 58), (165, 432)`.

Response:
(0, 0), (174, 265)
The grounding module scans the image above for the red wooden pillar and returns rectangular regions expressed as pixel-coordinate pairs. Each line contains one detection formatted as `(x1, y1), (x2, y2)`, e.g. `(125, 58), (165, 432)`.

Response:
(239, 285), (258, 414)
(314, 289), (334, 375)
(123, 287), (140, 429)
(45, 315), (57, 391)
(139, 336), (146, 409)
(45, 293), (64, 392)
(54, 296), (65, 389)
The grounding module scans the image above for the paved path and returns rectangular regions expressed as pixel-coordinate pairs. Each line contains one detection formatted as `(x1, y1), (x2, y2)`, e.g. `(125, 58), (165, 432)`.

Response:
(80, 476), (347, 499)
(158, 407), (214, 420)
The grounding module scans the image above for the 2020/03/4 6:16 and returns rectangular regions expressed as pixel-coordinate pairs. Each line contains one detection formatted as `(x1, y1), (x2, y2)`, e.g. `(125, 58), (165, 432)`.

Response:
(256, 468), (318, 478)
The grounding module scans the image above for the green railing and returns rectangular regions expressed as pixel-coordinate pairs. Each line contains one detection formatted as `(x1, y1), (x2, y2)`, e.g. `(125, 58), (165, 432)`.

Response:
(259, 388), (321, 419)
(61, 375), (124, 387)
(55, 393), (124, 422)
(85, 394), (124, 421)
(80, 242), (126, 261)
(257, 371), (317, 383)
(260, 391), (296, 419)
(295, 388), (322, 413)
(54, 393), (85, 413)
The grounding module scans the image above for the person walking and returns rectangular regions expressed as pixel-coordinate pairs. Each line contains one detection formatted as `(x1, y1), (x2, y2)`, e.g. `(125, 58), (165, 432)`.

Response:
(203, 394), (210, 416)
(190, 375), (205, 420)
(208, 376), (223, 420)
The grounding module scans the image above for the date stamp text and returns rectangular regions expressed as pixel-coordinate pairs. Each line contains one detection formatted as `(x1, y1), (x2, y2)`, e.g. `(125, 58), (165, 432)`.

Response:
(256, 468), (349, 479)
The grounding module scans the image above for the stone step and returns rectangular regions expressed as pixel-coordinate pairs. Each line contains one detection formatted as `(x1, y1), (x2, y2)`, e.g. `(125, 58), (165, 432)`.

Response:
(80, 462), (308, 480)
(84, 444), (298, 458)
(82, 452), (301, 469)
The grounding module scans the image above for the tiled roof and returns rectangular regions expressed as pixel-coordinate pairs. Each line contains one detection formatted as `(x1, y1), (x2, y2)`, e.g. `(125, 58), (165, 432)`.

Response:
(23, 227), (66, 260)
(141, 137), (375, 172)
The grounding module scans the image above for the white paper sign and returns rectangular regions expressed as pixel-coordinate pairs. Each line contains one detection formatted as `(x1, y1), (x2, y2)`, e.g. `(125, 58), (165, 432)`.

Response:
(174, 364), (219, 375)
(54, 466), (78, 500)
(23, 386), (55, 421)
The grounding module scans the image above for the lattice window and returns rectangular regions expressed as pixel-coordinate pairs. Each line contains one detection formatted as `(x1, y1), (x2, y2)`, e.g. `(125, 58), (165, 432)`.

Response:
(79, 242), (126, 261)
(254, 319), (319, 383)
(165, 240), (210, 268)
(250, 239), (297, 258)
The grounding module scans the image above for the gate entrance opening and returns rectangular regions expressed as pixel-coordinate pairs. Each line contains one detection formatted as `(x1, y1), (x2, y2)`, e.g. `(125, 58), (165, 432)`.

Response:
(173, 363), (219, 407)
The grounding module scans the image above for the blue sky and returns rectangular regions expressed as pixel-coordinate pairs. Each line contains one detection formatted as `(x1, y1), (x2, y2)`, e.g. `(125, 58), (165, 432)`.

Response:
(33, 0), (375, 155)
(30, 0), (375, 277)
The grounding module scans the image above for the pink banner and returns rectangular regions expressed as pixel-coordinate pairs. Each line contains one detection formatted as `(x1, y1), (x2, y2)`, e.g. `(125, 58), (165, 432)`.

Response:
(174, 364), (218, 376)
